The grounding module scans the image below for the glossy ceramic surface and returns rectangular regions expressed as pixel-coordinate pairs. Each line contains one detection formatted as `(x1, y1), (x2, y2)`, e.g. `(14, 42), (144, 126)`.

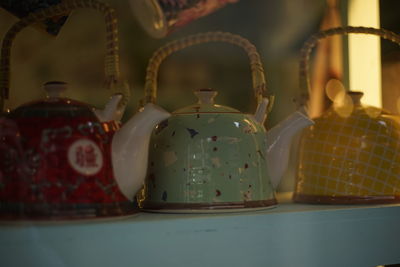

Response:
(294, 92), (400, 204)
(139, 32), (314, 212)
(141, 89), (276, 210)
(0, 1), (171, 219)
(0, 84), (170, 219)
(0, 84), (135, 218)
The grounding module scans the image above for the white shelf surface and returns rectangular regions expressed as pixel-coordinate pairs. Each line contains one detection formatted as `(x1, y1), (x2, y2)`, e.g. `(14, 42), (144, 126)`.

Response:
(1, 193), (400, 267)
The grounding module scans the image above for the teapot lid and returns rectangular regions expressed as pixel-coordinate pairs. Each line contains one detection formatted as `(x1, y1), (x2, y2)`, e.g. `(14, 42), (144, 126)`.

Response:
(7, 81), (96, 119)
(347, 91), (363, 105)
(173, 88), (241, 114)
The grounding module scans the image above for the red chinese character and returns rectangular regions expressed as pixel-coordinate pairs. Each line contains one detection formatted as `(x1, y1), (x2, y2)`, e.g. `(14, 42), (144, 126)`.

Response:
(75, 145), (98, 168)
(75, 146), (85, 167)
(84, 145), (98, 167)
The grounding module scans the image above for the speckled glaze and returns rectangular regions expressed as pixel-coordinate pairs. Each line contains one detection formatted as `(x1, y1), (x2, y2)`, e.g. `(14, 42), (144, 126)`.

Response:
(137, 32), (304, 212)
(140, 89), (276, 210)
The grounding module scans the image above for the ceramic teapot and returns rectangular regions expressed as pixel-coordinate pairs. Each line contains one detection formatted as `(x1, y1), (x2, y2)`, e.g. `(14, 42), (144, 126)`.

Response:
(139, 32), (313, 212)
(0, 0), (170, 219)
(294, 26), (400, 204)
(130, 0), (239, 38)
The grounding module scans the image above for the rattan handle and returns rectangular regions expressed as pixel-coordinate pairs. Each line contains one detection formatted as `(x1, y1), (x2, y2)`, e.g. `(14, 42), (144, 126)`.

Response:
(0, 0), (129, 111)
(298, 26), (400, 107)
(142, 31), (268, 107)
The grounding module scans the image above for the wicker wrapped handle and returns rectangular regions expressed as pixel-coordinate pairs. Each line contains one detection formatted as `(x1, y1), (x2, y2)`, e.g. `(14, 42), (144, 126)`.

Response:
(142, 31), (269, 107)
(298, 26), (400, 107)
(0, 0), (129, 111)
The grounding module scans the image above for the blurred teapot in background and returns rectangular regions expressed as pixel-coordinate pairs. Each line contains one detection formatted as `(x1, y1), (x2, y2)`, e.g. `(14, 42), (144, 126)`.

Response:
(0, 0), (70, 36)
(294, 26), (400, 204)
(130, 0), (239, 38)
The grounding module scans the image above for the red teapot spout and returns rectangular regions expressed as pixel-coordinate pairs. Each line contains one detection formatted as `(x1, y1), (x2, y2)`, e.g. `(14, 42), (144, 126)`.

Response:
(94, 94), (124, 122)
(111, 103), (170, 200)
(94, 82), (131, 123)
(0, 81), (148, 218)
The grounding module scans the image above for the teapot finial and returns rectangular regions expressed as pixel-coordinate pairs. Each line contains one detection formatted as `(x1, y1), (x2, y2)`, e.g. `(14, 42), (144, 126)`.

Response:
(44, 81), (67, 99)
(348, 91), (363, 105)
(194, 88), (218, 104)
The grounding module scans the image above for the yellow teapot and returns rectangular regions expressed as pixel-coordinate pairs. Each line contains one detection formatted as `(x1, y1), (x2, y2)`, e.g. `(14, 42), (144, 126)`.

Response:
(294, 26), (400, 204)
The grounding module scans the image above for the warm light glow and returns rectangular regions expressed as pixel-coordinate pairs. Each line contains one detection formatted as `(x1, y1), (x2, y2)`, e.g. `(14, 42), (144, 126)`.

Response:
(326, 79), (345, 101)
(348, 0), (381, 107)
(326, 79), (353, 117)
(103, 123), (110, 132)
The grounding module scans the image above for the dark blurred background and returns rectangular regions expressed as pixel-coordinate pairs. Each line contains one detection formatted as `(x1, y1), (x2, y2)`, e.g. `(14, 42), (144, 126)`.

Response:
(0, 0), (399, 124)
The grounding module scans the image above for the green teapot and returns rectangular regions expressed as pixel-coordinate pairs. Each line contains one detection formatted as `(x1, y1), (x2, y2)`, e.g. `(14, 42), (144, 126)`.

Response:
(139, 32), (313, 212)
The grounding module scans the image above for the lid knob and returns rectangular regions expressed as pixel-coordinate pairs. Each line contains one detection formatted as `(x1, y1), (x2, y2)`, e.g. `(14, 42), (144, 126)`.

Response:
(194, 88), (218, 104)
(44, 81), (67, 99)
(347, 91), (363, 105)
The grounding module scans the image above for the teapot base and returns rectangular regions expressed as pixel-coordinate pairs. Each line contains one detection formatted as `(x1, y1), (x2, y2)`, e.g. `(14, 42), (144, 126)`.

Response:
(140, 199), (277, 214)
(293, 193), (400, 205)
(0, 201), (138, 221)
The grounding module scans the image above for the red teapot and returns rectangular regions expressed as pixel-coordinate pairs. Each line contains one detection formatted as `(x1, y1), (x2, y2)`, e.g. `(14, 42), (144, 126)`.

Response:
(0, 0), (170, 219)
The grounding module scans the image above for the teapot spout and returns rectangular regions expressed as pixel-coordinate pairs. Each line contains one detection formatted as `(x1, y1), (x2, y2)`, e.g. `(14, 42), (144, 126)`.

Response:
(254, 98), (269, 124)
(266, 110), (313, 188)
(112, 103), (170, 200)
(95, 82), (131, 122)
(94, 94), (125, 122)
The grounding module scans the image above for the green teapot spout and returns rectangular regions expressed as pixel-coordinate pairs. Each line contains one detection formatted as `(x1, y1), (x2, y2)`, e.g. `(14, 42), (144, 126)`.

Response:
(265, 108), (314, 188)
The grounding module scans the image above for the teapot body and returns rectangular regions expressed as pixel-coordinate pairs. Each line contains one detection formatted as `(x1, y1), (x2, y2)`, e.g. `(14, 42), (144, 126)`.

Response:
(140, 104), (276, 211)
(0, 98), (135, 218)
(294, 102), (400, 204)
(294, 26), (400, 204)
(137, 31), (280, 212)
(0, 0), (136, 219)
